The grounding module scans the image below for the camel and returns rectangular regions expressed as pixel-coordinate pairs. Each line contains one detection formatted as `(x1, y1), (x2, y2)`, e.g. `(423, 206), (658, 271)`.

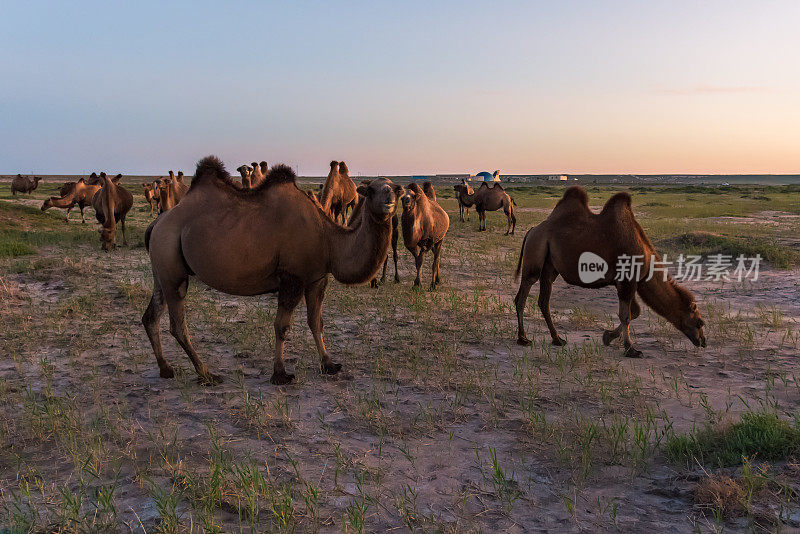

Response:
(354, 180), (405, 286)
(41, 178), (101, 223)
(320, 161), (358, 225)
(92, 173), (133, 251)
(455, 179), (516, 234)
(158, 173), (189, 213)
(142, 181), (161, 216)
(453, 180), (474, 221)
(401, 182), (449, 289)
(514, 186), (707, 357)
(237, 165), (253, 188)
(11, 175), (42, 195)
(142, 156), (397, 386)
(249, 161), (268, 188)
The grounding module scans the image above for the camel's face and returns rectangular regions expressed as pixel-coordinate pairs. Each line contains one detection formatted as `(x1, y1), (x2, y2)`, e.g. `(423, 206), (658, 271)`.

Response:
(681, 302), (707, 347)
(364, 178), (397, 219)
(237, 165), (252, 178)
(41, 199), (51, 210)
(401, 189), (417, 212)
(99, 227), (115, 251)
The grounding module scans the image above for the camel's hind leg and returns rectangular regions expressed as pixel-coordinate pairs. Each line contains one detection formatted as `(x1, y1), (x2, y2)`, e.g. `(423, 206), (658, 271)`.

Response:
(538, 261), (565, 346)
(305, 276), (341, 376)
(142, 278), (174, 379)
(271, 276), (304, 385)
(120, 215), (128, 246)
(430, 240), (443, 290)
(514, 273), (539, 346)
(503, 205), (513, 235)
(79, 204), (86, 223)
(602, 295), (640, 346)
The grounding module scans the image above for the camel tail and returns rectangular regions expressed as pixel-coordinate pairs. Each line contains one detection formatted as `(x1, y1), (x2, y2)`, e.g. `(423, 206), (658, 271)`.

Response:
(514, 231), (529, 280)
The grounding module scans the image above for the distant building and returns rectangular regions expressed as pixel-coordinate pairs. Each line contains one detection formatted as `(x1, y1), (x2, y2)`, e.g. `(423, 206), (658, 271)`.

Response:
(547, 175), (568, 181)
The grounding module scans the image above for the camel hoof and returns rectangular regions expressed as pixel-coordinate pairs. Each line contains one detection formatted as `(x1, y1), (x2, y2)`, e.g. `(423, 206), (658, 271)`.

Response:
(551, 337), (566, 347)
(517, 337), (532, 346)
(602, 330), (616, 346)
(321, 361), (342, 375)
(270, 371), (295, 385)
(370, 280), (378, 288)
(394, 276), (400, 283)
(159, 367), (175, 379)
(624, 347), (643, 358)
(198, 372), (223, 386)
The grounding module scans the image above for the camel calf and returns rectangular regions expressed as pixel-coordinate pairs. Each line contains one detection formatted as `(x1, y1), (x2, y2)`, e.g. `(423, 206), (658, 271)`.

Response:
(401, 182), (449, 289)
(514, 186), (706, 357)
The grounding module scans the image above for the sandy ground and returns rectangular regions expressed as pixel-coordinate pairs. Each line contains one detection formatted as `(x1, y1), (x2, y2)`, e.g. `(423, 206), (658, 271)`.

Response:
(1, 190), (799, 532)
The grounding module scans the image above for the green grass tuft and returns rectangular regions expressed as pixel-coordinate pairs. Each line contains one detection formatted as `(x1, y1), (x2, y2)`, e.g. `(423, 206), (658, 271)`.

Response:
(0, 238), (37, 257)
(665, 411), (800, 467)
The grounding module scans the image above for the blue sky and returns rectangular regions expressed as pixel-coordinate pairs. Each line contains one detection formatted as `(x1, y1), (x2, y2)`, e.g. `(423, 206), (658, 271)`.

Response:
(1, 1), (798, 175)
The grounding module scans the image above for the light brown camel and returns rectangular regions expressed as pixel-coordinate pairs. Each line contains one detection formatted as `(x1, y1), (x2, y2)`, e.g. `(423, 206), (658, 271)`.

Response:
(453, 180), (474, 221)
(514, 186), (706, 357)
(249, 161), (268, 188)
(354, 180), (405, 286)
(11, 175), (42, 195)
(41, 178), (101, 223)
(320, 161), (358, 225)
(401, 182), (449, 289)
(158, 173), (189, 213)
(85, 172), (102, 185)
(142, 156), (397, 386)
(455, 179), (516, 234)
(92, 173), (133, 251)
(142, 181), (161, 216)
(237, 164), (253, 189)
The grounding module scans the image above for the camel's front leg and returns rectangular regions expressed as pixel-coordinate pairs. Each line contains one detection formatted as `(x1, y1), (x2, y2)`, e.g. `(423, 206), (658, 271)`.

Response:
(430, 240), (443, 290)
(64, 206), (72, 223)
(305, 276), (341, 376)
(271, 277), (304, 385)
(411, 247), (425, 287)
(79, 205), (86, 223)
(602, 295), (640, 346)
(608, 282), (641, 358)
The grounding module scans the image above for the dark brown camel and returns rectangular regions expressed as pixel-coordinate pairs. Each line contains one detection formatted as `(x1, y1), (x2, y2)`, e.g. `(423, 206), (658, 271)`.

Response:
(11, 175), (42, 195)
(456, 179), (516, 234)
(453, 180), (474, 221)
(142, 156), (397, 386)
(41, 178), (101, 223)
(354, 180), (405, 286)
(401, 182), (449, 289)
(237, 164), (253, 189)
(514, 186), (706, 357)
(92, 173), (133, 251)
(320, 161), (358, 225)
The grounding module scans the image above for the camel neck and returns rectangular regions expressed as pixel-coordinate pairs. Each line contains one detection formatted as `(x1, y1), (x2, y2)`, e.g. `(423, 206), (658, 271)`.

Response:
(637, 275), (683, 328)
(326, 206), (390, 285)
(101, 181), (116, 230)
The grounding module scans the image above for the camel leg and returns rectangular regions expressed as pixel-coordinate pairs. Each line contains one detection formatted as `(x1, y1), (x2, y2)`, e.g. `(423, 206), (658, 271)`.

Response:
(80, 204), (86, 223)
(120, 216), (128, 247)
(391, 223), (400, 283)
(305, 276), (341, 376)
(602, 295), (640, 346)
(504, 206), (512, 235)
(64, 206), (72, 223)
(538, 262), (565, 346)
(164, 280), (222, 385)
(615, 283), (641, 358)
(270, 277), (304, 385)
(411, 247), (425, 287)
(142, 278), (174, 379)
(430, 240), (443, 290)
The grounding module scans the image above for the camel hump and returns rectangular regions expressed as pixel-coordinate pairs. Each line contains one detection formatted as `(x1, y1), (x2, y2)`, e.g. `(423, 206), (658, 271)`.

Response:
(422, 182), (436, 201)
(330, 160), (338, 169)
(263, 164), (296, 186)
(602, 192), (633, 212)
(556, 186), (590, 208)
(338, 161), (349, 175)
(189, 155), (229, 190)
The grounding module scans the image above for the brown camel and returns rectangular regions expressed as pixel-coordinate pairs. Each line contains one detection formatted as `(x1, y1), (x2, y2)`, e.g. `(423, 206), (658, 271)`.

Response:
(11, 175), (42, 195)
(401, 182), (449, 289)
(142, 181), (161, 216)
(158, 173), (189, 213)
(453, 180), (474, 221)
(92, 173), (133, 251)
(455, 179), (516, 234)
(249, 161), (268, 188)
(514, 186), (706, 357)
(354, 180), (405, 286)
(41, 178), (101, 223)
(142, 156), (397, 385)
(320, 160), (358, 225)
(85, 172), (102, 185)
(237, 164), (253, 188)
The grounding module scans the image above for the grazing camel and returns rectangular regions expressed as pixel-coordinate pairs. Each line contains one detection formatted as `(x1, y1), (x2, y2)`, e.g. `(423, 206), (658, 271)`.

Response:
(93, 173), (133, 251)
(142, 156), (397, 385)
(455, 179), (517, 234)
(514, 186), (707, 357)
(41, 179), (101, 223)
(237, 164), (253, 189)
(320, 161), (358, 225)
(401, 182), (449, 289)
(11, 175), (42, 195)
(355, 180), (405, 286)
(142, 181), (161, 216)
(453, 180), (474, 221)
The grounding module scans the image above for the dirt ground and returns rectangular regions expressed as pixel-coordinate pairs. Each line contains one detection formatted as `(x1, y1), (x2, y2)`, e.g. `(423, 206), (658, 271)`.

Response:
(0, 180), (799, 532)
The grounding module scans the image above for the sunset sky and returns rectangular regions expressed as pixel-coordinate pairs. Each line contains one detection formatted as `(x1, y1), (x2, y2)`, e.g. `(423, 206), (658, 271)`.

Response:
(1, 1), (798, 175)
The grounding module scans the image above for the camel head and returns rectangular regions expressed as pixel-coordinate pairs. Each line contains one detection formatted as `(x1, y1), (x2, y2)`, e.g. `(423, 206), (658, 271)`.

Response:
(236, 165), (252, 179)
(169, 170), (175, 179)
(33, 176), (42, 184)
(110, 174), (122, 184)
(176, 171), (184, 183)
(98, 226), (116, 251)
(259, 161), (268, 175)
(362, 177), (397, 220)
(678, 295), (706, 348)
(401, 182), (424, 213)
(41, 198), (52, 210)
(328, 161), (339, 177)
(454, 179), (474, 196)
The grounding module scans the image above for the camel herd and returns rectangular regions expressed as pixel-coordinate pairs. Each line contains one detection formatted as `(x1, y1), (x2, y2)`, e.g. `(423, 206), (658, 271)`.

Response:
(10, 159), (707, 386)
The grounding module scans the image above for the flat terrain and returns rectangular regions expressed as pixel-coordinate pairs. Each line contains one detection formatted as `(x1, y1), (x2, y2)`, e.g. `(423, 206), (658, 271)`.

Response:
(1, 179), (799, 532)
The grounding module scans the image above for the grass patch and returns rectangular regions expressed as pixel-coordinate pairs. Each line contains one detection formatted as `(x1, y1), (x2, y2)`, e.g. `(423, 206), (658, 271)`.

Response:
(0, 238), (36, 257)
(666, 411), (800, 467)
(657, 231), (800, 269)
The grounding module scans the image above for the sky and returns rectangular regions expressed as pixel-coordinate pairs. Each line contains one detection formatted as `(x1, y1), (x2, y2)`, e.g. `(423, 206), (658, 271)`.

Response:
(1, 1), (798, 176)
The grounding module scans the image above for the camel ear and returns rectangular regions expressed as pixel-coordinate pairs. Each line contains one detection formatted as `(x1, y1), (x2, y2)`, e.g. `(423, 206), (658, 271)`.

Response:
(689, 301), (697, 312)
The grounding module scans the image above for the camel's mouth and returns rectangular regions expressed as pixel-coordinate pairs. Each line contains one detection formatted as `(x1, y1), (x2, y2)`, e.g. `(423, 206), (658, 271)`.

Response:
(383, 201), (396, 213)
